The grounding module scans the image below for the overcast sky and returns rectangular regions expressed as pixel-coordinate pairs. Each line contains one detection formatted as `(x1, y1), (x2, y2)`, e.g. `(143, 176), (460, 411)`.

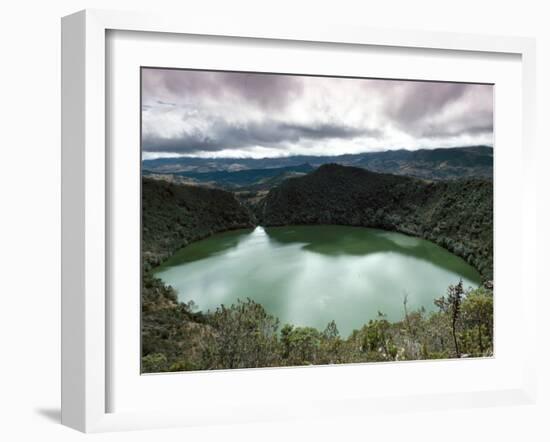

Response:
(141, 68), (493, 160)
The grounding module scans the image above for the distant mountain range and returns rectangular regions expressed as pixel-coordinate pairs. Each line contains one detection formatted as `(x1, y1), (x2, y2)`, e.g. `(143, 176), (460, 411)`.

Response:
(143, 163), (314, 190)
(141, 164), (494, 373)
(142, 145), (493, 189)
(142, 162), (493, 281)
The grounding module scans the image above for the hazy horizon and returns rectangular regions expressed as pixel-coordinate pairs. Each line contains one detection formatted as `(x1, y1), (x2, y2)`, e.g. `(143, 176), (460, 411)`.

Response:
(142, 68), (494, 160)
(141, 144), (493, 161)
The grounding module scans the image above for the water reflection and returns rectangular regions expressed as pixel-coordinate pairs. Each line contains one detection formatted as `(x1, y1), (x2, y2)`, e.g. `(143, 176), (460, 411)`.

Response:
(155, 228), (255, 267)
(154, 225), (481, 336)
(264, 225), (477, 278)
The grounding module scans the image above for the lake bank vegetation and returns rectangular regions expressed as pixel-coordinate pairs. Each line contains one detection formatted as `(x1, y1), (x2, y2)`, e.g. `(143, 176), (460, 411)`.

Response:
(258, 164), (493, 282)
(141, 165), (494, 373)
(142, 274), (493, 372)
(142, 178), (255, 271)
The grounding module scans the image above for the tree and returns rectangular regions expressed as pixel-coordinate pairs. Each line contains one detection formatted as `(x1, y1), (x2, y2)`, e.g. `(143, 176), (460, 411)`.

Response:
(322, 320), (340, 340)
(320, 320), (342, 364)
(280, 325), (321, 366)
(461, 288), (493, 356)
(141, 353), (168, 373)
(207, 299), (280, 369)
(403, 292), (414, 337)
(358, 312), (397, 361)
(435, 280), (464, 358)
(280, 323), (294, 359)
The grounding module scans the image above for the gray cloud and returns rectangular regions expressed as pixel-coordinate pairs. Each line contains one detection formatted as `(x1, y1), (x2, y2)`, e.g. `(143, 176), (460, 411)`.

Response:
(374, 81), (493, 141)
(143, 69), (303, 111)
(156, 100), (176, 107)
(387, 83), (469, 125)
(419, 112), (494, 139)
(142, 69), (494, 157)
(143, 119), (379, 153)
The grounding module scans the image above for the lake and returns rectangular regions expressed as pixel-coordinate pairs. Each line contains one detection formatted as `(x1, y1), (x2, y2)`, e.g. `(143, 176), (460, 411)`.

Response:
(153, 225), (481, 336)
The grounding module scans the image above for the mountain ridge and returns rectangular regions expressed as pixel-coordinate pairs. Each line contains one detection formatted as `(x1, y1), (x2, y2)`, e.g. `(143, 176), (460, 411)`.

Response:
(143, 163), (314, 190)
(258, 163), (493, 281)
(141, 166), (494, 372)
(142, 145), (493, 182)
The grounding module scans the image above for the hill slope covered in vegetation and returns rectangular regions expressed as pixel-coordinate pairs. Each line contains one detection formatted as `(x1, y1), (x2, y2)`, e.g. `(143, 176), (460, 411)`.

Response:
(142, 178), (255, 270)
(141, 168), (493, 373)
(258, 164), (493, 281)
(142, 145), (493, 184)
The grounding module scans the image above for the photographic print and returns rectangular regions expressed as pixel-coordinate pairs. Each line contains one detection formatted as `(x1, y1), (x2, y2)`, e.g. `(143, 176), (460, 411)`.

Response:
(141, 68), (493, 373)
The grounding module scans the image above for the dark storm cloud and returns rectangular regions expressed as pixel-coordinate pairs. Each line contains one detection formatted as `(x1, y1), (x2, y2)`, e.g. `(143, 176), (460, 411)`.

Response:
(421, 124), (494, 139)
(142, 119), (378, 153)
(156, 100), (176, 107)
(379, 81), (493, 139)
(386, 83), (469, 125)
(142, 69), (303, 110)
(142, 68), (494, 157)
(279, 123), (378, 140)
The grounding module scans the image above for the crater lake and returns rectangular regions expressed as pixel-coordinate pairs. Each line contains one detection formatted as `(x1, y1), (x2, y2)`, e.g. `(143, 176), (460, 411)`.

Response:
(153, 225), (481, 337)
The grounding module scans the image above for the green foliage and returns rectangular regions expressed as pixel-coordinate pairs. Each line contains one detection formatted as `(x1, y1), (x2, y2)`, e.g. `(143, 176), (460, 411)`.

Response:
(142, 178), (255, 270)
(203, 299), (281, 369)
(280, 325), (321, 366)
(434, 280), (465, 357)
(140, 167), (494, 373)
(142, 271), (178, 312)
(143, 146), (493, 185)
(353, 314), (398, 362)
(141, 353), (168, 373)
(141, 283), (494, 372)
(460, 288), (493, 356)
(258, 164), (493, 282)
(319, 320), (343, 364)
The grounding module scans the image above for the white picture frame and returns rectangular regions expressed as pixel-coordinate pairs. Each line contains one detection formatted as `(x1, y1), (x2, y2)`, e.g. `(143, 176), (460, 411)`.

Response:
(61, 9), (537, 433)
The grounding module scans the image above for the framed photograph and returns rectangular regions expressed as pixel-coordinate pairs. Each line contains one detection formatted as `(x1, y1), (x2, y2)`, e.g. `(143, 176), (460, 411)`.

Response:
(61, 9), (537, 432)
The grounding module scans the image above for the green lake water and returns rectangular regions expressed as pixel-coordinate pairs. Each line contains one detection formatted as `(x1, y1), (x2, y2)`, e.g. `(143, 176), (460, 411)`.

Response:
(153, 225), (481, 336)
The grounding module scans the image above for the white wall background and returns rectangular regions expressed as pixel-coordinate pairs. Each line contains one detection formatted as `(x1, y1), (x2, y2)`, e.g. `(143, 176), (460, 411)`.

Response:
(0, 1), (547, 441)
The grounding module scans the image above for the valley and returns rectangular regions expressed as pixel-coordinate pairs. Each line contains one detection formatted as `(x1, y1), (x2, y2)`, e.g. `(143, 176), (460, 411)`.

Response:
(141, 158), (494, 372)
(142, 145), (493, 190)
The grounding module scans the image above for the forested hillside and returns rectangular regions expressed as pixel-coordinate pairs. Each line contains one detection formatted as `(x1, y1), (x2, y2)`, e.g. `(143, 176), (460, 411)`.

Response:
(258, 164), (493, 281)
(142, 178), (255, 270)
(142, 145), (493, 182)
(142, 280), (493, 373)
(141, 167), (493, 373)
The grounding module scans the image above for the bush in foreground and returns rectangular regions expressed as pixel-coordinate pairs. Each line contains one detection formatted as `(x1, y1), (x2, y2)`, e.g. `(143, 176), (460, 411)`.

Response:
(142, 279), (493, 372)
